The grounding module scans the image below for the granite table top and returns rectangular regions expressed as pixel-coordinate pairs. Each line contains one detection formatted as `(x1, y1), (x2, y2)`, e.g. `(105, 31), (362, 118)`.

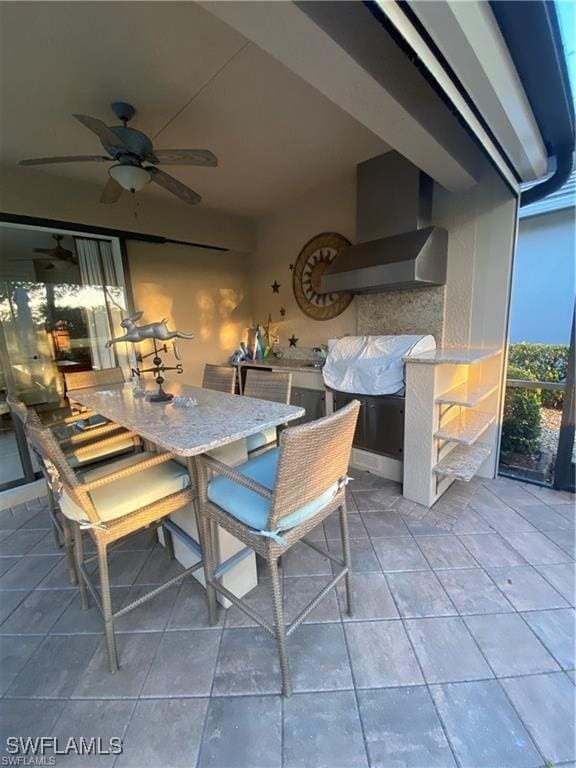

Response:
(403, 347), (502, 365)
(71, 382), (305, 457)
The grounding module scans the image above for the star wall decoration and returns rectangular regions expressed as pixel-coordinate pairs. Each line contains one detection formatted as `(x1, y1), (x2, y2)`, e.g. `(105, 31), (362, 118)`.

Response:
(289, 263), (294, 271)
(279, 307), (286, 318)
(288, 334), (299, 347)
(271, 280), (281, 294)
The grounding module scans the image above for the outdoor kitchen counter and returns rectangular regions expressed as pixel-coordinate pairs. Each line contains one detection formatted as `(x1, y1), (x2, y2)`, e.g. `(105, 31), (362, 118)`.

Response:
(237, 358), (324, 375)
(403, 346), (502, 365)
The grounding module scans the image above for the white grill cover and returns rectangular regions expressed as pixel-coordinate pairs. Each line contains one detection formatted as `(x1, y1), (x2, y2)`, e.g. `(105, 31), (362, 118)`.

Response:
(322, 335), (436, 395)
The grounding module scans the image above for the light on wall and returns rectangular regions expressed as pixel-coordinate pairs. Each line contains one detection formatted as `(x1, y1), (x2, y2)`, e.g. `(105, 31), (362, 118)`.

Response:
(109, 164), (150, 193)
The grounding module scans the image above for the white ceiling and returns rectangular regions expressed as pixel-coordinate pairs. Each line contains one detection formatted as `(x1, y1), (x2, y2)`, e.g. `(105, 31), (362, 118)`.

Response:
(0, 2), (388, 218)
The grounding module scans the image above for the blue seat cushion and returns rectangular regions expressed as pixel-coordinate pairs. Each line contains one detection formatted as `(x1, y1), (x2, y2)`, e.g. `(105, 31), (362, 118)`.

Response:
(207, 448), (339, 534)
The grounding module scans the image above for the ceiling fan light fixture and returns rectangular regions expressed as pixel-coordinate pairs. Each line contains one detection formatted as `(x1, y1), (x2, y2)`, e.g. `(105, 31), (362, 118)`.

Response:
(109, 164), (150, 193)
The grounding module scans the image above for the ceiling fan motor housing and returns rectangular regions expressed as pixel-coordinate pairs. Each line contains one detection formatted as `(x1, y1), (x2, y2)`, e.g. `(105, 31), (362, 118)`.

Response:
(102, 126), (157, 164)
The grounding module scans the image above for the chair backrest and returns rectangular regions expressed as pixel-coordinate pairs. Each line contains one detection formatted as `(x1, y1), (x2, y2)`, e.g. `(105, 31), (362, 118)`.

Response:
(202, 364), (236, 394)
(243, 369), (292, 404)
(268, 400), (360, 531)
(64, 367), (125, 393)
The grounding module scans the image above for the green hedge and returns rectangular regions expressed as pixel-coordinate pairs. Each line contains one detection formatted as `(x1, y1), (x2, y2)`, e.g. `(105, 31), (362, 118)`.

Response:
(508, 342), (568, 409)
(501, 366), (542, 457)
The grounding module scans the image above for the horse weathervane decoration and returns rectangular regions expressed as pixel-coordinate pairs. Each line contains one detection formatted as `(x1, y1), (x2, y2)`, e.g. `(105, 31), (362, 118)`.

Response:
(107, 310), (194, 402)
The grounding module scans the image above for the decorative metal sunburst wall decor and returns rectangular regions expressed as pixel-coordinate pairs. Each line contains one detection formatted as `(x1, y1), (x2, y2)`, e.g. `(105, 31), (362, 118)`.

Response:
(292, 232), (353, 320)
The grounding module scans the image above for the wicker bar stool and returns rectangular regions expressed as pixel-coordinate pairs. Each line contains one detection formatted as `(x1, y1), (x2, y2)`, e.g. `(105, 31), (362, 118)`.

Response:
(7, 394), (141, 586)
(243, 369), (292, 455)
(196, 400), (360, 696)
(202, 364), (236, 394)
(25, 419), (207, 673)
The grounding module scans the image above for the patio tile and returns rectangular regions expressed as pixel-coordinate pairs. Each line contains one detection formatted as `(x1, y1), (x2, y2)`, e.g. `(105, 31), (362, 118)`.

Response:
(0, 699), (66, 756)
(0, 588), (75, 634)
(71, 632), (162, 699)
(415, 535), (478, 569)
(0, 528), (48, 555)
(0, 634), (44, 695)
(472, 506), (538, 534)
(386, 571), (456, 618)
(141, 628), (221, 697)
(51, 588), (128, 634)
(0, 554), (61, 589)
(284, 575), (340, 624)
(115, 585), (179, 632)
(20, 510), (52, 530)
(133, 544), (189, 585)
(536, 563), (575, 604)
(198, 695), (281, 768)
(290, 622), (353, 692)
(115, 528), (158, 550)
(521, 608), (575, 669)
(358, 686), (457, 768)
(501, 531), (573, 565)
(352, 488), (401, 511)
(430, 680), (542, 768)
(405, 617), (493, 683)
(283, 690), (368, 768)
(0, 556), (19, 578)
(345, 620), (423, 688)
(117, 698), (208, 768)
(449, 508), (494, 535)
(544, 527), (576, 556)
(0, 588), (29, 624)
(371, 537), (430, 572)
(487, 565), (569, 610)
(5, 634), (100, 697)
(435, 569), (514, 614)
(95, 550), (152, 587)
(212, 627), (281, 695)
(337, 572), (399, 620)
(513, 503), (575, 531)
(52, 699), (135, 768)
(35, 558), (80, 590)
(464, 613), (559, 676)
(0, 505), (38, 530)
(403, 515), (456, 536)
(327, 536), (382, 573)
(324, 510), (368, 539)
(550, 500), (576, 519)
(224, 578), (273, 628)
(457, 533), (526, 567)
(486, 482), (543, 507)
(360, 509), (410, 537)
(283, 541), (332, 576)
(168, 579), (224, 629)
(501, 672), (575, 764)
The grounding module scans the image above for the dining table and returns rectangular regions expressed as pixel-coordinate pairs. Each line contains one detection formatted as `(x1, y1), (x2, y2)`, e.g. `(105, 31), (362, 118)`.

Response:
(70, 380), (305, 601)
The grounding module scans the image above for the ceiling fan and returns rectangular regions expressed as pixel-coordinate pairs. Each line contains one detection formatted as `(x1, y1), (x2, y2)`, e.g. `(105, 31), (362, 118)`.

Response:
(8, 234), (77, 270)
(19, 101), (217, 206)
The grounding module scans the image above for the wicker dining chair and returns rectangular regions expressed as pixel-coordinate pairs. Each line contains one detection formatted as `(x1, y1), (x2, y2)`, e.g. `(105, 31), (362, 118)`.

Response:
(243, 369), (292, 455)
(202, 364), (236, 394)
(63, 367), (126, 428)
(25, 418), (206, 673)
(196, 399), (360, 696)
(7, 394), (141, 586)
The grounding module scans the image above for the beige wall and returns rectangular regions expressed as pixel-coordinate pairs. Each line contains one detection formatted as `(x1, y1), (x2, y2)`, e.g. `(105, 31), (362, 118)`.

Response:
(127, 241), (251, 386)
(249, 174), (358, 349)
(0, 164), (254, 253)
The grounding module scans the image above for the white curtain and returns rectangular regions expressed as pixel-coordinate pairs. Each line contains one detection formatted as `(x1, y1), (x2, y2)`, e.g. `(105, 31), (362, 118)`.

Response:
(75, 238), (131, 373)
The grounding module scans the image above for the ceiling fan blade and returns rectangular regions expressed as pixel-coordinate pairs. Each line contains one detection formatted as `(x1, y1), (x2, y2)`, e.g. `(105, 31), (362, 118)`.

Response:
(73, 114), (128, 151)
(148, 167), (201, 205)
(20, 155), (110, 167)
(153, 149), (218, 167)
(100, 177), (123, 204)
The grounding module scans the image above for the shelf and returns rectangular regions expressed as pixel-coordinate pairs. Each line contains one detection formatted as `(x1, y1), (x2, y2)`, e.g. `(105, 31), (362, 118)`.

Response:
(434, 411), (495, 445)
(404, 347), (502, 366)
(433, 443), (492, 482)
(436, 382), (498, 408)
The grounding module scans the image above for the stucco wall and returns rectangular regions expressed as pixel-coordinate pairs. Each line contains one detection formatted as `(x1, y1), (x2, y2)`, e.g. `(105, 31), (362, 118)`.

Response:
(511, 208), (575, 344)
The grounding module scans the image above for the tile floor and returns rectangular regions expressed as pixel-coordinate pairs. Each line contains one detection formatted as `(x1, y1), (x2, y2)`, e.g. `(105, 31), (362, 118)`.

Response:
(0, 473), (574, 768)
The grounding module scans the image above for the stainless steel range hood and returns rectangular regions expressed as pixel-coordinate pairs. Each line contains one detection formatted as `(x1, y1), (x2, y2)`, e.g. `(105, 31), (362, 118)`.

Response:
(322, 152), (447, 294)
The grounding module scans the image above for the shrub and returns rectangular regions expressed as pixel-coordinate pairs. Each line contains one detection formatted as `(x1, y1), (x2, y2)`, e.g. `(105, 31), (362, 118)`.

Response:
(501, 366), (542, 457)
(508, 342), (569, 409)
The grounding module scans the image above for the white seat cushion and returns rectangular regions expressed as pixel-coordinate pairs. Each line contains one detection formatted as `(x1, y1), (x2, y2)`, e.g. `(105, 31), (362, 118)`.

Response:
(60, 451), (191, 523)
(246, 427), (277, 453)
(67, 435), (136, 467)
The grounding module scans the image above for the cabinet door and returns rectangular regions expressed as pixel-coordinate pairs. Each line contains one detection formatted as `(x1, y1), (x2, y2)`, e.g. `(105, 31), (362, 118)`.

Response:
(364, 397), (404, 458)
(290, 387), (325, 425)
(332, 392), (366, 448)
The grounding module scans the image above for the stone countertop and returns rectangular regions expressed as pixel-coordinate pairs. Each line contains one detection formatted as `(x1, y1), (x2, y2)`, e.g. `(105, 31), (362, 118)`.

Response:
(71, 382), (304, 457)
(237, 359), (324, 374)
(403, 347), (502, 365)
